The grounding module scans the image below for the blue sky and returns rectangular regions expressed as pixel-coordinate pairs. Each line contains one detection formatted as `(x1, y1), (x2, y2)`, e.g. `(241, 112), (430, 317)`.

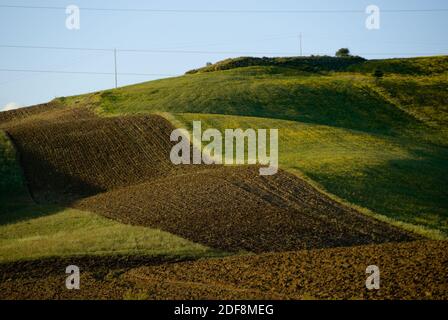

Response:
(0, 0), (447, 109)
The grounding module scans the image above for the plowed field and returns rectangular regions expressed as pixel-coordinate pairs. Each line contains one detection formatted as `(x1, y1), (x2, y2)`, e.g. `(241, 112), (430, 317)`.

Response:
(6, 114), (178, 201)
(0, 240), (446, 300)
(75, 166), (417, 252)
(0, 56), (446, 300)
(1, 107), (418, 252)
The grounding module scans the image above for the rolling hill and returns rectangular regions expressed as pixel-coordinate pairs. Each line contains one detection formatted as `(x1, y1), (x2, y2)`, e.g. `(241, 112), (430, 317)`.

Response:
(35, 54), (447, 236)
(1, 108), (417, 253)
(0, 55), (447, 299)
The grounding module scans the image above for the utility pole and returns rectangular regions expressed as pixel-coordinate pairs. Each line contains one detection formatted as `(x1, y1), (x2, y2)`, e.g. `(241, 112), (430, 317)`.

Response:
(299, 33), (303, 56)
(114, 48), (118, 88)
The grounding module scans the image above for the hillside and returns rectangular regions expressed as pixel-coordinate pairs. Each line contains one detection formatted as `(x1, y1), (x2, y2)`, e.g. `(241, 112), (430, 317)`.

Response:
(0, 55), (447, 299)
(6, 114), (178, 202)
(55, 56), (448, 145)
(36, 55), (448, 236)
(172, 113), (448, 236)
(0, 108), (417, 253)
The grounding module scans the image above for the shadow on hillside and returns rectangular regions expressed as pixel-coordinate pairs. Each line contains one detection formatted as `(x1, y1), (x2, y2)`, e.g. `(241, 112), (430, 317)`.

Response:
(0, 143), (106, 226)
(8, 136), (106, 204)
(0, 200), (65, 226)
(305, 149), (448, 234)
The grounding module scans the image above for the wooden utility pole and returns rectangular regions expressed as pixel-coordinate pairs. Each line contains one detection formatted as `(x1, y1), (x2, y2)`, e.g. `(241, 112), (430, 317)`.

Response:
(114, 48), (118, 88)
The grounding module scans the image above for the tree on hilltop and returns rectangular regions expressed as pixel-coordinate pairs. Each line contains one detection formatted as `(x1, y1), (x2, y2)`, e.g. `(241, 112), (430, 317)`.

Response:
(336, 48), (351, 57)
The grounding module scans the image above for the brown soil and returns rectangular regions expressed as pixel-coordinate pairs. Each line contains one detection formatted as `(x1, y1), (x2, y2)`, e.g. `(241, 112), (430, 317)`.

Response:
(1, 105), (419, 252)
(0, 103), (444, 300)
(0, 255), (190, 300)
(126, 240), (448, 300)
(6, 114), (179, 201)
(75, 166), (418, 252)
(1, 241), (446, 300)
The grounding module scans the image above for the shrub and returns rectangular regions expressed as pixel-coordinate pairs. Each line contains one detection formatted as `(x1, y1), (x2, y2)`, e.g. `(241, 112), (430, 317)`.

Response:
(336, 48), (351, 57)
(373, 68), (384, 79)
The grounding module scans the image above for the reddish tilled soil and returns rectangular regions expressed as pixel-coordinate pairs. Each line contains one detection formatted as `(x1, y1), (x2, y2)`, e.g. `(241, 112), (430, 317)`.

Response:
(125, 240), (448, 300)
(75, 166), (418, 252)
(1, 241), (446, 300)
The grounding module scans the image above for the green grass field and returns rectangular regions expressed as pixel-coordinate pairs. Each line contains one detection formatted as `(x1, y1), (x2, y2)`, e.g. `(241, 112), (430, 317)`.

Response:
(60, 59), (448, 147)
(1, 56), (447, 263)
(0, 205), (224, 263)
(64, 70), (422, 136)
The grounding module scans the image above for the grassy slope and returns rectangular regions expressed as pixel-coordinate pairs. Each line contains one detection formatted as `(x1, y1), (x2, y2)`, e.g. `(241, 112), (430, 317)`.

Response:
(64, 69), (426, 137)
(56, 56), (447, 236)
(349, 56), (448, 75)
(375, 75), (448, 128)
(0, 206), (224, 263)
(61, 63), (448, 146)
(172, 113), (447, 237)
(0, 133), (225, 263)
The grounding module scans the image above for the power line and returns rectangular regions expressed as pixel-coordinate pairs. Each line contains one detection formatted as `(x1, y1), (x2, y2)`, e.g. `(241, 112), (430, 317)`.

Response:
(0, 34), (302, 53)
(0, 45), (297, 55)
(0, 5), (447, 13)
(0, 45), (445, 56)
(114, 48), (118, 88)
(0, 68), (177, 77)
